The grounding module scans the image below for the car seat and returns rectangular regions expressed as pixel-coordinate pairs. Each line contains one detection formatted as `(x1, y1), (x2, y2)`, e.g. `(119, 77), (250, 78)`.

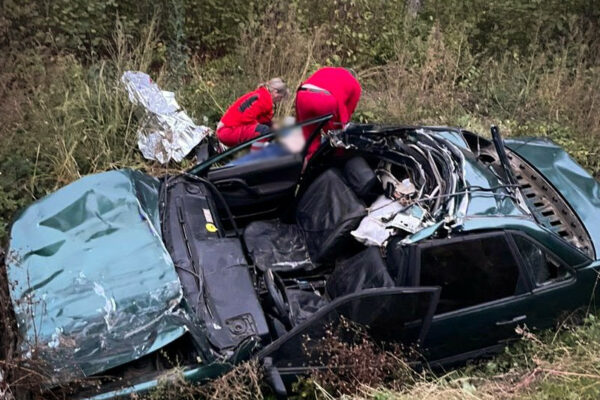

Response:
(244, 168), (367, 272)
(325, 246), (394, 299)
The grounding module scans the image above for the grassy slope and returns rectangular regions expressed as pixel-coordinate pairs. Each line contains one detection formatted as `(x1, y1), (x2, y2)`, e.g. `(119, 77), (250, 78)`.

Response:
(1, 2), (600, 398)
(364, 315), (600, 400)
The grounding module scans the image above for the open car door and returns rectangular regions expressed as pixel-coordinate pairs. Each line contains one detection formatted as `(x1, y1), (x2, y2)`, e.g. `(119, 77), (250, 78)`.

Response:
(207, 153), (303, 219)
(258, 287), (440, 376)
(187, 115), (333, 222)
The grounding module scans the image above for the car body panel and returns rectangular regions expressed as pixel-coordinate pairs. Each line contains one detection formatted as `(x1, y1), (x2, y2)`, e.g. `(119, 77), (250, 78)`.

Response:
(461, 153), (526, 218)
(6, 169), (188, 379)
(458, 217), (590, 268)
(426, 259), (600, 361)
(420, 229), (596, 361)
(506, 137), (600, 258)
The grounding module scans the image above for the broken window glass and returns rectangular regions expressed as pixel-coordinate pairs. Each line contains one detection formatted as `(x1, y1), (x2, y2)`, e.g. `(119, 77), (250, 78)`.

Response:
(512, 234), (571, 286)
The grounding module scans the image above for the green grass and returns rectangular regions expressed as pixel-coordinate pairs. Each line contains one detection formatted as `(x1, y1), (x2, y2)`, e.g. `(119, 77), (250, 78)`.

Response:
(290, 314), (600, 399)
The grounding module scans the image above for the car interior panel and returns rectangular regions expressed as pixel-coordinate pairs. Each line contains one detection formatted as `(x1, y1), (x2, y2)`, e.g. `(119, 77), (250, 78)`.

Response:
(207, 153), (303, 224)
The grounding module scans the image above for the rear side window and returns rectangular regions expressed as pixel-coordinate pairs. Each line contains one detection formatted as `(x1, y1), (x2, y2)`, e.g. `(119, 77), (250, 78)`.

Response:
(419, 235), (526, 314)
(512, 235), (572, 286)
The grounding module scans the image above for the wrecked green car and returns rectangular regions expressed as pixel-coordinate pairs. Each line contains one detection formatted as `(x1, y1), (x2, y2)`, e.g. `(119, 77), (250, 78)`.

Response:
(6, 122), (600, 398)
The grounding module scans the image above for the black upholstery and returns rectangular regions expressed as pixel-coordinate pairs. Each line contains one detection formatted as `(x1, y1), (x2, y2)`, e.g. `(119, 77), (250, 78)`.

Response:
(244, 168), (366, 271)
(296, 169), (367, 263)
(326, 247), (394, 299)
(343, 156), (378, 201)
(243, 220), (313, 272)
(287, 290), (328, 325)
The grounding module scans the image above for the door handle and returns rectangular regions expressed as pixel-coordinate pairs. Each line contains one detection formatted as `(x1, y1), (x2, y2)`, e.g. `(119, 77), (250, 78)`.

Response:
(495, 314), (527, 326)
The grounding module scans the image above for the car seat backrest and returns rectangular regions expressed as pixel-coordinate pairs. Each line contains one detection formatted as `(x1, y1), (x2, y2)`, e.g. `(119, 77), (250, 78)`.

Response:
(326, 247), (394, 298)
(343, 156), (378, 201)
(296, 168), (367, 263)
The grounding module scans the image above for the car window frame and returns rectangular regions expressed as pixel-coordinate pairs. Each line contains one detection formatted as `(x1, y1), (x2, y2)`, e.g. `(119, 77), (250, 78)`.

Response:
(507, 230), (577, 293)
(187, 114), (333, 176)
(413, 231), (535, 317)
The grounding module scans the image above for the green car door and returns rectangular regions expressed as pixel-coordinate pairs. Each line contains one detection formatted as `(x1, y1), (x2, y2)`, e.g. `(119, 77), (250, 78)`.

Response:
(417, 230), (591, 363)
(258, 287), (441, 377)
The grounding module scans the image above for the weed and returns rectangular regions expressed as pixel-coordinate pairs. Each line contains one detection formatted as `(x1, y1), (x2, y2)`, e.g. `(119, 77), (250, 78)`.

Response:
(145, 361), (264, 400)
(294, 319), (417, 399)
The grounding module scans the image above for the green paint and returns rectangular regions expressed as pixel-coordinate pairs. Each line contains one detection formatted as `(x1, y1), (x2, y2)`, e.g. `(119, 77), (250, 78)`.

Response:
(7, 170), (189, 380)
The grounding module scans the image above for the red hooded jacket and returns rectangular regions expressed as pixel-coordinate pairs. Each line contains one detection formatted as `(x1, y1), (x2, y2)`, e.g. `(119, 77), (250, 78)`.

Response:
(302, 67), (361, 128)
(220, 86), (273, 128)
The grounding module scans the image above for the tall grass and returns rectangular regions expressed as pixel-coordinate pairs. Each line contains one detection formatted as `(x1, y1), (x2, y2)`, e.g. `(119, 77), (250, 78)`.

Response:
(187, 5), (600, 166)
(0, 18), (170, 238)
(2, 2), (600, 398)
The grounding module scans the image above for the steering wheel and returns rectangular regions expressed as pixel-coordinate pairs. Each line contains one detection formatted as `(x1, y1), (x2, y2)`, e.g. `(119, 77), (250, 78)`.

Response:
(264, 269), (294, 329)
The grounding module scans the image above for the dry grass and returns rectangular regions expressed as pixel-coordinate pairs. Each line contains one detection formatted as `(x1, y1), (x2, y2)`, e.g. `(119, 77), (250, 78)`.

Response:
(351, 320), (600, 400)
(294, 319), (417, 398)
(144, 361), (264, 400)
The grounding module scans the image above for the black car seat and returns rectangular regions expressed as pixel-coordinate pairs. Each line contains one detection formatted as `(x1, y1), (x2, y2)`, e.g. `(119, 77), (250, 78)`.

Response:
(343, 156), (379, 202)
(244, 168), (367, 272)
(326, 247), (394, 299)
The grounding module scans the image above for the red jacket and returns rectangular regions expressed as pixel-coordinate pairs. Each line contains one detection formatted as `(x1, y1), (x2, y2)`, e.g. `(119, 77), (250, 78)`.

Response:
(302, 67), (361, 127)
(220, 86), (273, 127)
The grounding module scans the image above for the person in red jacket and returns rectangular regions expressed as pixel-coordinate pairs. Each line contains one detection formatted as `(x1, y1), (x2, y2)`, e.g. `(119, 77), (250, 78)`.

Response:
(216, 78), (289, 148)
(295, 67), (361, 159)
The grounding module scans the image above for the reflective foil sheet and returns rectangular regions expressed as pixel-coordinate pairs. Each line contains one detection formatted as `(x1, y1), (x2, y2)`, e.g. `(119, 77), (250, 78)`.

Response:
(121, 71), (212, 163)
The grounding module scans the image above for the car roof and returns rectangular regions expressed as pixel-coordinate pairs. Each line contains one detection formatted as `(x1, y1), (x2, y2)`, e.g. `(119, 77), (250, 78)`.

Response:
(345, 124), (530, 219)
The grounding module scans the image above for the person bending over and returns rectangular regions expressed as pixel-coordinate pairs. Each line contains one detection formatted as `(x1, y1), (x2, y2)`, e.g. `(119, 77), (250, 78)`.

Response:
(216, 78), (289, 148)
(295, 67), (361, 160)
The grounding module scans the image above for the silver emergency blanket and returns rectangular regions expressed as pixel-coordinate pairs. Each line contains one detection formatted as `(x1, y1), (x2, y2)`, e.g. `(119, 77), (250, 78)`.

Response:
(121, 71), (212, 163)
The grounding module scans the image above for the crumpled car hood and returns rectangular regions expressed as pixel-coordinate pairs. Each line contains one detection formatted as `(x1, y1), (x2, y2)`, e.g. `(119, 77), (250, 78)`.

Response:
(506, 137), (600, 258)
(6, 169), (189, 381)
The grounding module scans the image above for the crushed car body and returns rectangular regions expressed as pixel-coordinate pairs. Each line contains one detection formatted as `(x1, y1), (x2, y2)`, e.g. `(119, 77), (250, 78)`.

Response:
(5, 121), (600, 398)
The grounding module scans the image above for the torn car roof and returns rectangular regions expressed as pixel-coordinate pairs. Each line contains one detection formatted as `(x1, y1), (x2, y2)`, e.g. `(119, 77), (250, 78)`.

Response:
(335, 126), (530, 236)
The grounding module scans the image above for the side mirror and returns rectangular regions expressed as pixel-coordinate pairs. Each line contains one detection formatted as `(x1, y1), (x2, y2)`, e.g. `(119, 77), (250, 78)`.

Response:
(262, 357), (287, 399)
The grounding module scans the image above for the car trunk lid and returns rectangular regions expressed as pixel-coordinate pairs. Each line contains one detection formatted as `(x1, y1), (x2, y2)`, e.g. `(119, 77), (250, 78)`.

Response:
(506, 137), (600, 258)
